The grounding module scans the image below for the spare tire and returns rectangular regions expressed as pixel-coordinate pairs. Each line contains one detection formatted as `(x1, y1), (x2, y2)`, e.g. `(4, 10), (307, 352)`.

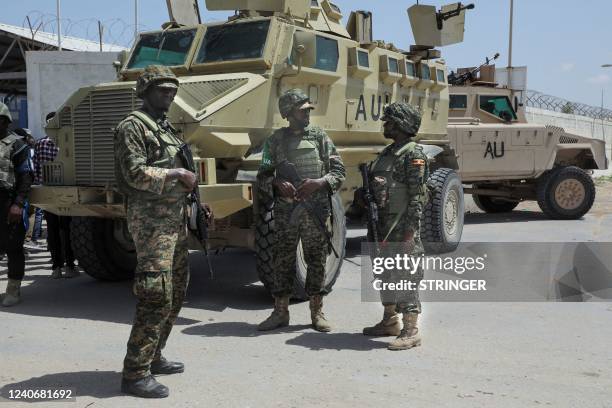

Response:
(255, 193), (346, 300)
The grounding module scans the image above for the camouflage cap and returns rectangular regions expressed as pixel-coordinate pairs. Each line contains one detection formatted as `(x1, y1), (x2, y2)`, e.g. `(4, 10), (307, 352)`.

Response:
(279, 88), (314, 118)
(0, 102), (12, 123)
(381, 102), (421, 135)
(136, 65), (179, 98)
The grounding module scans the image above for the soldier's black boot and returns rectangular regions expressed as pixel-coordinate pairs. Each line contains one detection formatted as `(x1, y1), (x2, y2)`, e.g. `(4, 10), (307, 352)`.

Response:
(121, 375), (169, 398)
(151, 356), (185, 375)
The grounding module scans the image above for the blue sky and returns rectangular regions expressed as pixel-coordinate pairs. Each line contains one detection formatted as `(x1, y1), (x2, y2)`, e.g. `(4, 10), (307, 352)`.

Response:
(3, 0), (611, 107)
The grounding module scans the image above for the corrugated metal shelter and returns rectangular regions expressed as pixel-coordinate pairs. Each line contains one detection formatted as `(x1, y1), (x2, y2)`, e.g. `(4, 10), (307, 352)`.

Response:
(0, 22), (126, 94)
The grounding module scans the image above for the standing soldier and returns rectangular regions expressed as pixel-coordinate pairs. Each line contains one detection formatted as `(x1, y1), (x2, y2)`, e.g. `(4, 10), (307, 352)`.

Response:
(257, 89), (345, 332)
(0, 103), (33, 307)
(361, 102), (429, 350)
(115, 65), (206, 398)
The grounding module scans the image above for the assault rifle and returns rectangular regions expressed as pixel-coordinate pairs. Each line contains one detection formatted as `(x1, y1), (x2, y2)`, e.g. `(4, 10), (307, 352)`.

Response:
(276, 160), (339, 258)
(448, 52), (500, 86)
(177, 143), (214, 277)
(358, 163), (380, 257)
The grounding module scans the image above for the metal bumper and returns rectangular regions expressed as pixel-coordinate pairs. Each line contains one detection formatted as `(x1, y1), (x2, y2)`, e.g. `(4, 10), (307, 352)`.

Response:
(30, 183), (253, 219)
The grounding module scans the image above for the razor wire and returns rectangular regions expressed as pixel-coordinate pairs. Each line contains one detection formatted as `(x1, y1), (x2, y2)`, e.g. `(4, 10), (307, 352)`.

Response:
(526, 89), (612, 121)
(20, 11), (154, 49)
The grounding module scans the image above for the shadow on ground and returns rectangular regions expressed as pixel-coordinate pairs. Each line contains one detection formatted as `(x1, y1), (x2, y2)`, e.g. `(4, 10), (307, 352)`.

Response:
(182, 322), (311, 337)
(285, 332), (389, 351)
(464, 210), (554, 225)
(0, 370), (121, 402)
(0, 248), (271, 325)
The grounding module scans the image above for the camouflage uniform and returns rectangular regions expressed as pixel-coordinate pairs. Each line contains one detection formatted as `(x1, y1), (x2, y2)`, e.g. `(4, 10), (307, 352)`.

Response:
(362, 103), (428, 348)
(258, 124), (345, 297)
(114, 66), (190, 380)
(370, 137), (429, 313)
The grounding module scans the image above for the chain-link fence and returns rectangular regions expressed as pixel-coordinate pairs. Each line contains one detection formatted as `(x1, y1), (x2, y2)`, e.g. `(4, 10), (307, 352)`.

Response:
(526, 90), (612, 121)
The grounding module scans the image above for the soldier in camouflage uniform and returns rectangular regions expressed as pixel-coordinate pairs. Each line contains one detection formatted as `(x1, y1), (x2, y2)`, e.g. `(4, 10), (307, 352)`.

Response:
(257, 89), (345, 332)
(0, 103), (33, 307)
(361, 102), (429, 350)
(115, 65), (209, 398)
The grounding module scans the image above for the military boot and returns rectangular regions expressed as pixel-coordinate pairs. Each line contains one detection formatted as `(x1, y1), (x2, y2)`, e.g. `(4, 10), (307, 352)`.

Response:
(2, 279), (22, 307)
(121, 375), (169, 398)
(309, 295), (331, 332)
(362, 304), (402, 336)
(387, 313), (421, 350)
(258, 295), (290, 331)
(151, 356), (185, 375)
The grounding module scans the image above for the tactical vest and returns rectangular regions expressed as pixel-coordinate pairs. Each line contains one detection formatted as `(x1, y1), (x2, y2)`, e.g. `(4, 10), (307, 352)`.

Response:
(279, 128), (329, 205)
(370, 141), (419, 216)
(281, 129), (324, 180)
(0, 134), (26, 190)
(115, 111), (185, 199)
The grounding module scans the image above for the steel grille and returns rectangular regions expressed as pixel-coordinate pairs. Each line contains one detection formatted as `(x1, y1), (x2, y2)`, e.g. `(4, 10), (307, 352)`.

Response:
(178, 78), (248, 111)
(73, 88), (139, 186)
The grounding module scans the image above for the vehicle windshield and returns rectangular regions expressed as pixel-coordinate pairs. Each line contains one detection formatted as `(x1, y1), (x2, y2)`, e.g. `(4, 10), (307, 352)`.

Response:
(196, 20), (270, 64)
(480, 95), (517, 120)
(127, 29), (197, 69)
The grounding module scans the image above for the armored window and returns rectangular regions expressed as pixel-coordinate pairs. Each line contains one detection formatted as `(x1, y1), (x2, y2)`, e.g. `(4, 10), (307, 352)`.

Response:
(315, 36), (339, 72)
(405, 61), (416, 77)
(388, 58), (399, 74)
(450, 95), (467, 109)
(357, 50), (369, 68)
(197, 20), (270, 64)
(436, 69), (446, 83)
(420, 63), (431, 80)
(127, 29), (196, 69)
(480, 95), (517, 119)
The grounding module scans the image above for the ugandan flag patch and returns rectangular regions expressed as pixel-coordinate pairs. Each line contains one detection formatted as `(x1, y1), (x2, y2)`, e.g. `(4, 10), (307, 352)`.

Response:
(411, 159), (426, 166)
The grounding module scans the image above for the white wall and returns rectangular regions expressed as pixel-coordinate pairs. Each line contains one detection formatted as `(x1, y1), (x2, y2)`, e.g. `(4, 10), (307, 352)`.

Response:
(526, 106), (612, 158)
(26, 51), (120, 139)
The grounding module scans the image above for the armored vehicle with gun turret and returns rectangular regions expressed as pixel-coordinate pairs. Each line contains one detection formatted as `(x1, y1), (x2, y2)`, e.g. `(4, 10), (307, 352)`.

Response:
(32, 0), (472, 297)
(447, 55), (606, 218)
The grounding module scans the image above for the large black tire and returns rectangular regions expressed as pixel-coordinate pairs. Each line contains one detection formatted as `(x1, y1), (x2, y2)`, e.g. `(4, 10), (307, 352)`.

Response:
(71, 217), (136, 281)
(536, 166), (595, 220)
(421, 168), (464, 254)
(473, 194), (520, 213)
(255, 194), (346, 300)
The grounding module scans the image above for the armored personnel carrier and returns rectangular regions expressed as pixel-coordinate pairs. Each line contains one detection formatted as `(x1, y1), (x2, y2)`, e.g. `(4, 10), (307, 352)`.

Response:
(447, 56), (606, 218)
(32, 0), (471, 297)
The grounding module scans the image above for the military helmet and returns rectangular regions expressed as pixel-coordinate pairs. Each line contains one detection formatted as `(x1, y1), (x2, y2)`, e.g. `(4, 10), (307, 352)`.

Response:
(279, 89), (315, 119)
(136, 65), (179, 98)
(381, 102), (421, 135)
(0, 102), (12, 123)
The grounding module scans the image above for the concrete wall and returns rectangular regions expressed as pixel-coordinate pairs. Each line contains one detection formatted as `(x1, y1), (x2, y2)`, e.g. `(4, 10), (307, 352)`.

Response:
(26, 51), (120, 139)
(526, 106), (612, 162)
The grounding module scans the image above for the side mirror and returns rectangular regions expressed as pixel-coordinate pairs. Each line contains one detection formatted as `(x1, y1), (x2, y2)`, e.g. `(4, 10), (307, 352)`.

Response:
(292, 31), (317, 68)
(113, 50), (130, 73)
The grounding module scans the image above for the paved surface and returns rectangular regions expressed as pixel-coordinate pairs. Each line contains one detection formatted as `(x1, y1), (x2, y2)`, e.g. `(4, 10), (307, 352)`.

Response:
(2, 183), (612, 407)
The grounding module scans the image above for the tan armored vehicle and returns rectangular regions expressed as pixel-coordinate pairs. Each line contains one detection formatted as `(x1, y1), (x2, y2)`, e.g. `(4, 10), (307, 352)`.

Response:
(447, 56), (606, 218)
(32, 0), (471, 296)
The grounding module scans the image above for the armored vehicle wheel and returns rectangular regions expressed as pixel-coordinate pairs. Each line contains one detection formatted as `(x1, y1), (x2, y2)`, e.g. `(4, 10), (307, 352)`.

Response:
(536, 166), (595, 220)
(71, 217), (136, 281)
(473, 194), (520, 213)
(255, 194), (346, 300)
(421, 168), (464, 254)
